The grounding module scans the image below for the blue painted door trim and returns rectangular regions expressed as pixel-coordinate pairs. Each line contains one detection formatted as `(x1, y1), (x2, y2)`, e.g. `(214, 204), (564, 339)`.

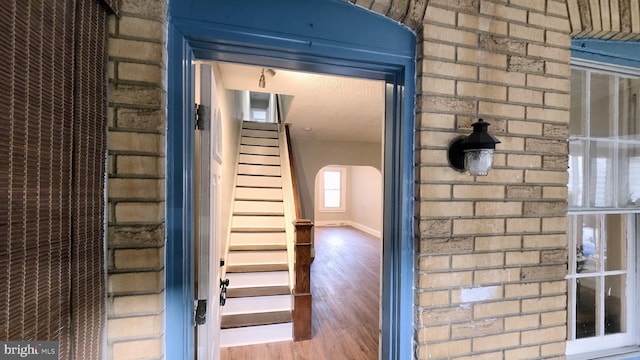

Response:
(166, 1), (416, 359)
(166, 22), (196, 360)
(572, 39), (640, 68)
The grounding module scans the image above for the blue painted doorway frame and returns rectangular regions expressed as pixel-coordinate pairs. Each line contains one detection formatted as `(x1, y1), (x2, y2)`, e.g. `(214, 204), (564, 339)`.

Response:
(166, 1), (416, 359)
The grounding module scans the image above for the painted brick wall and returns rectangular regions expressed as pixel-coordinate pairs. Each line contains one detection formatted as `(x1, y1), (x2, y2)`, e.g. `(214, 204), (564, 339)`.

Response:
(106, 0), (167, 359)
(105, 0), (640, 359)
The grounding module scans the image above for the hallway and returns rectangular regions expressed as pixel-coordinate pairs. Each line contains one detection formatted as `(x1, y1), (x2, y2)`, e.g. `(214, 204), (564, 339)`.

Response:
(220, 226), (381, 360)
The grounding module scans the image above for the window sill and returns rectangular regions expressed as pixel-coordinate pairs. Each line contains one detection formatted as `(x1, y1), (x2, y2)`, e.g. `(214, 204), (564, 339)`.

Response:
(568, 347), (640, 360)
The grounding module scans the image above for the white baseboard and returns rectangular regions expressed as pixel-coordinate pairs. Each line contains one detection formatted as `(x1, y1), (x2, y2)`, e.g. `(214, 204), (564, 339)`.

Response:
(350, 222), (381, 239)
(314, 220), (381, 239)
(314, 220), (350, 227)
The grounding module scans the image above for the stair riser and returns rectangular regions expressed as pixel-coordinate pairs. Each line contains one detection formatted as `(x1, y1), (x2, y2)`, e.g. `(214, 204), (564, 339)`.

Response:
(236, 187), (283, 200)
(236, 175), (282, 188)
(234, 200), (283, 214)
(242, 129), (278, 139)
(241, 138), (279, 147)
(229, 231), (286, 244)
(240, 145), (279, 156)
(227, 250), (288, 265)
(237, 164), (280, 176)
(239, 154), (280, 165)
(225, 271), (289, 288)
(222, 295), (292, 315)
(243, 122), (279, 131)
(232, 216), (285, 228)
(220, 323), (292, 347)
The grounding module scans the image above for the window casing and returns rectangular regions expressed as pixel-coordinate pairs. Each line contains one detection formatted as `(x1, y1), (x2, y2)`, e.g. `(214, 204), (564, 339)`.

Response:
(318, 167), (346, 212)
(567, 59), (640, 355)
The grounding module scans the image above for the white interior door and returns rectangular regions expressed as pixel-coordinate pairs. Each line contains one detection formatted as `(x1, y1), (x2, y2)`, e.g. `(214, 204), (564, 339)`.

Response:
(195, 63), (222, 359)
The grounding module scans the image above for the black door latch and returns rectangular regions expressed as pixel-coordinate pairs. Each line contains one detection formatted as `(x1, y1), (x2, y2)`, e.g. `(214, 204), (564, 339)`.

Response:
(220, 278), (229, 306)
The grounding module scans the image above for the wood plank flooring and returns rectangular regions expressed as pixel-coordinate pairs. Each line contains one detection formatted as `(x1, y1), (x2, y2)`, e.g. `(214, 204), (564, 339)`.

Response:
(219, 226), (381, 360)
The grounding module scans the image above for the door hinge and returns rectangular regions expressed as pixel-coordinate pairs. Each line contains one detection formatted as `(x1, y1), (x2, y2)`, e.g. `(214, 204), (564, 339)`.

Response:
(195, 299), (207, 325)
(195, 103), (204, 130)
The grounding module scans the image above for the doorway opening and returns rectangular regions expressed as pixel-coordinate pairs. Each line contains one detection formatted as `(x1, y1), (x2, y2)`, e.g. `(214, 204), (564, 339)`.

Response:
(204, 62), (386, 357)
(166, 2), (415, 358)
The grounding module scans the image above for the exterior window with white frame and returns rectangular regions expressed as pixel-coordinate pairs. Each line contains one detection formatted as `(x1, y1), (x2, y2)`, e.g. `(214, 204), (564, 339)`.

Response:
(319, 167), (346, 211)
(567, 61), (640, 355)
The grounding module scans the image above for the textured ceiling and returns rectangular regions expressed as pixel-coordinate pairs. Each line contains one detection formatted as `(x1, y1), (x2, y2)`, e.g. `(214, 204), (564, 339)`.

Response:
(217, 62), (385, 143)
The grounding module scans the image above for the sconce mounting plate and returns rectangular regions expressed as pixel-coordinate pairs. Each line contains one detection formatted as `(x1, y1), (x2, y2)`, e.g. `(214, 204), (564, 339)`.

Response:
(447, 136), (466, 172)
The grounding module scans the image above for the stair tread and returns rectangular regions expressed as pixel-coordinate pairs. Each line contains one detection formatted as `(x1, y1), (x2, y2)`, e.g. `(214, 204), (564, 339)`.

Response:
(221, 311), (292, 329)
(234, 198), (283, 202)
(227, 263), (288, 272)
(233, 211), (284, 216)
(233, 213), (284, 217)
(242, 132), (278, 138)
(240, 143), (278, 148)
(231, 227), (285, 232)
(236, 183), (282, 188)
(227, 285), (290, 298)
(236, 184), (283, 187)
(237, 174), (281, 177)
(228, 244), (287, 251)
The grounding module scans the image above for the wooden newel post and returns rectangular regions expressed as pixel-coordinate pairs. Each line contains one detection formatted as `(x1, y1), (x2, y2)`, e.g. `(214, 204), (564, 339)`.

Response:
(293, 218), (313, 341)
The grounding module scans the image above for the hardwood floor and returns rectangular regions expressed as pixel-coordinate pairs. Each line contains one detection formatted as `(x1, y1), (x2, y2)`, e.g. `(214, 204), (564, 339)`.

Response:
(219, 226), (381, 360)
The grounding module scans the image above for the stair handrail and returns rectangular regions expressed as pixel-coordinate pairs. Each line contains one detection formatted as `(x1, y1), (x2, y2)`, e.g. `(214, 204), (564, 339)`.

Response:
(279, 122), (313, 341)
(285, 126), (303, 219)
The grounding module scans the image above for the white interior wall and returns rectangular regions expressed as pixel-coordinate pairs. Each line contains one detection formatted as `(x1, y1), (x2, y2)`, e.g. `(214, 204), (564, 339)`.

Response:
(350, 166), (382, 237)
(290, 138), (381, 224)
(212, 63), (243, 257)
(314, 165), (382, 238)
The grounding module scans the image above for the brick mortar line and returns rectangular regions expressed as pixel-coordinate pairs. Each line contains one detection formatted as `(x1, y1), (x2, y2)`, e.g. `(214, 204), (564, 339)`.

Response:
(419, 39), (570, 59)
(109, 175), (165, 180)
(109, 244), (165, 249)
(108, 223), (165, 227)
(108, 81), (166, 90)
(109, 57), (166, 67)
(109, 266), (165, 273)
(418, 95), (571, 111)
(423, 17), (570, 37)
(109, 151), (166, 157)
(426, 2), (520, 19)
(417, 199), (566, 203)
(108, 102), (164, 110)
(414, 294), (566, 305)
(110, 152), (166, 157)
(415, 150), (569, 157)
(109, 33), (165, 45)
(108, 311), (165, 320)
(107, 334), (165, 344)
(115, 12), (167, 23)
(417, 68), (572, 84)
(110, 78), (165, 88)
(116, 10), (167, 22)
(108, 222), (165, 226)
(109, 267), (165, 272)
(108, 127), (165, 135)
(109, 196), (165, 201)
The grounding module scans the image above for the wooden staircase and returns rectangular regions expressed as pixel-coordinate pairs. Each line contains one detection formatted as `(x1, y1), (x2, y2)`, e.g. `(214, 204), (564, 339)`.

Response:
(221, 121), (294, 347)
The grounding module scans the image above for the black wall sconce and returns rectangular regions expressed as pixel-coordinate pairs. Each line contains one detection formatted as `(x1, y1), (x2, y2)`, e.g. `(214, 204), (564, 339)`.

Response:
(448, 119), (501, 176)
